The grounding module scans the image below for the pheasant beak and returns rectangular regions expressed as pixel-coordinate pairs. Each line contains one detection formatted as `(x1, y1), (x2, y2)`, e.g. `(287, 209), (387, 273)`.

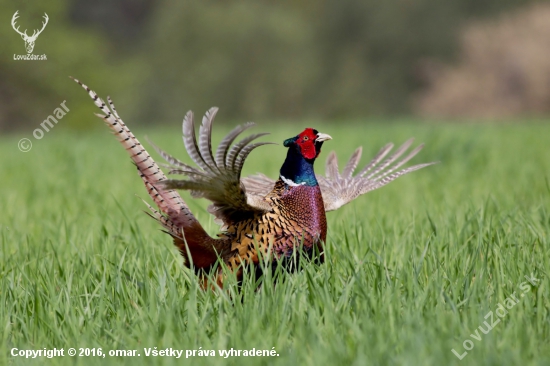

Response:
(315, 133), (332, 142)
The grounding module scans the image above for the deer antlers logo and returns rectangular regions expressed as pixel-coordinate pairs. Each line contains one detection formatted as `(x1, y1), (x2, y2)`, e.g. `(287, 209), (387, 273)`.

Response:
(11, 11), (49, 54)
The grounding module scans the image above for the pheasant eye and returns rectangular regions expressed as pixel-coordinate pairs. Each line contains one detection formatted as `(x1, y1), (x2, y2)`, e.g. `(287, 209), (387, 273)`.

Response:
(303, 136), (309, 141)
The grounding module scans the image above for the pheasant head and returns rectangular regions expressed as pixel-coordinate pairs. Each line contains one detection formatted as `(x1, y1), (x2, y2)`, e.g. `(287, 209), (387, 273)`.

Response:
(280, 128), (332, 187)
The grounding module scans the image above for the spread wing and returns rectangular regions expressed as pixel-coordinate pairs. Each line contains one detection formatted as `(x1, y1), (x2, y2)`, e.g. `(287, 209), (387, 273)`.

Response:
(241, 173), (276, 196)
(242, 139), (437, 212)
(318, 139), (437, 211)
(155, 107), (275, 227)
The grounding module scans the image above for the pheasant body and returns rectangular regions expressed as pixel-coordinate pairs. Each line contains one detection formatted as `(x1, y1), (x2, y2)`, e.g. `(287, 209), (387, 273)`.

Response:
(187, 130), (329, 283)
(73, 77), (437, 287)
(225, 180), (327, 260)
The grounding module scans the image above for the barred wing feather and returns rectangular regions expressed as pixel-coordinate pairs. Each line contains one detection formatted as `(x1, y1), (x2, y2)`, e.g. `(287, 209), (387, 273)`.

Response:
(318, 139), (438, 212)
(242, 139), (437, 212)
(156, 108), (275, 226)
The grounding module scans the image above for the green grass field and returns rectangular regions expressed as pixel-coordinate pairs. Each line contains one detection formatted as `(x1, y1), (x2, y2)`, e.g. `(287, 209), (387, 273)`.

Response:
(1, 121), (549, 365)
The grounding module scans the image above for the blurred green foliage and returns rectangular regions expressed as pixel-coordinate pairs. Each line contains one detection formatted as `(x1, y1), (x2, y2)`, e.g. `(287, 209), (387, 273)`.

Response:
(1, 0), (545, 132)
(0, 0), (141, 131)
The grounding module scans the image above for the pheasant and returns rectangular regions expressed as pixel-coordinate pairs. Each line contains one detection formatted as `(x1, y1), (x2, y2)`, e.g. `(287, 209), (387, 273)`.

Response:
(72, 77), (436, 287)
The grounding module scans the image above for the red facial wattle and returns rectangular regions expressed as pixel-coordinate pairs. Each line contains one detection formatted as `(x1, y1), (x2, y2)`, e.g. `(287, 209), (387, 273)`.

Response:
(296, 128), (320, 160)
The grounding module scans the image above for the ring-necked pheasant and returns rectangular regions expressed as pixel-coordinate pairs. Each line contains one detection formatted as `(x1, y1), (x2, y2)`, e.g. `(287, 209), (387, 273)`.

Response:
(72, 77), (437, 286)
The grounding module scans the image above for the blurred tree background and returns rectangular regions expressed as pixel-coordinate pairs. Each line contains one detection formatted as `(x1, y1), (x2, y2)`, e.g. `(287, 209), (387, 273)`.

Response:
(1, 0), (548, 132)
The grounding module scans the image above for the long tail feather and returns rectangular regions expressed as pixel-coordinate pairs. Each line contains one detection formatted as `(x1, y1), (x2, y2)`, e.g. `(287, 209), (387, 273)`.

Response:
(70, 77), (212, 245)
